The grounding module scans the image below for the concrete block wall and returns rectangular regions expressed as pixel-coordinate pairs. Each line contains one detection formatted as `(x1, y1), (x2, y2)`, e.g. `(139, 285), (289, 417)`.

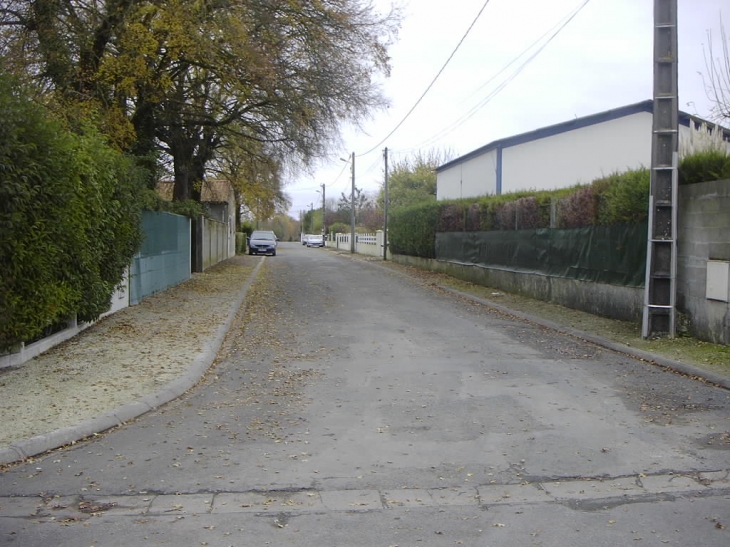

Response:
(389, 181), (729, 345)
(390, 254), (644, 324)
(677, 179), (730, 345)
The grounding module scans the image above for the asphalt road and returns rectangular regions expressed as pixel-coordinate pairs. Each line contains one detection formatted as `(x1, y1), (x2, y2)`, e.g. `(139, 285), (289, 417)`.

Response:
(1, 242), (728, 546)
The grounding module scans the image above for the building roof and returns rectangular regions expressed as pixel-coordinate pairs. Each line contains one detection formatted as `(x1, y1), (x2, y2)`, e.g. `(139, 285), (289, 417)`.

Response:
(155, 180), (174, 201)
(437, 100), (729, 172)
(201, 179), (234, 203)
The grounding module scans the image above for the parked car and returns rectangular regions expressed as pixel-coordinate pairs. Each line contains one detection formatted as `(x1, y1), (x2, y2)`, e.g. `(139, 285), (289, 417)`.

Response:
(301, 234), (310, 245)
(306, 234), (324, 247)
(248, 230), (277, 256)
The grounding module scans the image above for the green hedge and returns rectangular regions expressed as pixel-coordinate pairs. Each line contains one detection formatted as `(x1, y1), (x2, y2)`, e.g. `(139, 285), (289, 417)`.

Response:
(389, 202), (439, 258)
(236, 232), (247, 254)
(0, 73), (145, 351)
(389, 152), (726, 259)
(328, 222), (349, 235)
(678, 150), (730, 185)
(596, 168), (650, 225)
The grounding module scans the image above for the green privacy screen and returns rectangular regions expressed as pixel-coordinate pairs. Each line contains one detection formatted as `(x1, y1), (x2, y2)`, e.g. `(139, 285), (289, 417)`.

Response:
(435, 223), (648, 287)
(130, 211), (191, 305)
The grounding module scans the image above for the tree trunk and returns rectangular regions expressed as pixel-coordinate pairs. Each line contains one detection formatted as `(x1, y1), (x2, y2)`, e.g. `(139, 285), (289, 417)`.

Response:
(171, 131), (197, 202)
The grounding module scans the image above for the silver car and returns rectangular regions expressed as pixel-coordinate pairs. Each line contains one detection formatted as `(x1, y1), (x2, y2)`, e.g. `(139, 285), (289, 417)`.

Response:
(306, 234), (324, 248)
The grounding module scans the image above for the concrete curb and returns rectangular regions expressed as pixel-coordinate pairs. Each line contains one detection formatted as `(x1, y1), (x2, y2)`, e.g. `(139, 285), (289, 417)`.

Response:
(0, 259), (265, 466)
(437, 285), (730, 390)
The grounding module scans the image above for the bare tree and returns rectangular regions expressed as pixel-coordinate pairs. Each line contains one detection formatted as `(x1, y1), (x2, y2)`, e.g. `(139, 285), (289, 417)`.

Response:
(703, 23), (730, 123)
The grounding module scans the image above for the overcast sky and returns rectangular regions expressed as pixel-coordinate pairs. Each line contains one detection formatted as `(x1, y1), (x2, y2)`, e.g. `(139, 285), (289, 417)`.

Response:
(286, 0), (728, 219)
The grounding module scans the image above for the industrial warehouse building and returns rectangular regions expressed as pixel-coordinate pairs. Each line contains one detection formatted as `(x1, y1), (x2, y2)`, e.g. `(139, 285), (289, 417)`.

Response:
(436, 100), (727, 200)
(428, 100), (730, 345)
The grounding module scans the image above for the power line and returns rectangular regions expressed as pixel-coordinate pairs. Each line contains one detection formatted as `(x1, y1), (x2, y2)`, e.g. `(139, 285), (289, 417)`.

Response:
(357, 0), (493, 157)
(413, 0), (591, 151)
(460, 1), (589, 108)
(293, 0), (590, 213)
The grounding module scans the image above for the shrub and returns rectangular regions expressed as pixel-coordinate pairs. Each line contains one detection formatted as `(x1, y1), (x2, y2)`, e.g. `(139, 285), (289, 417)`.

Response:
(678, 150), (730, 185)
(240, 221), (254, 237)
(438, 203), (464, 232)
(465, 204), (481, 231)
(328, 222), (349, 235)
(71, 130), (147, 322)
(235, 232), (247, 254)
(389, 202), (439, 258)
(140, 189), (205, 219)
(515, 197), (540, 229)
(0, 73), (145, 350)
(387, 152), (729, 259)
(494, 200), (516, 230)
(597, 169), (650, 225)
(477, 201), (492, 230)
(557, 186), (598, 228)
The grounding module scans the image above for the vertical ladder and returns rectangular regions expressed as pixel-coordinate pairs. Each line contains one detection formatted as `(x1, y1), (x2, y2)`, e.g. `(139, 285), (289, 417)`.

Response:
(643, 0), (678, 338)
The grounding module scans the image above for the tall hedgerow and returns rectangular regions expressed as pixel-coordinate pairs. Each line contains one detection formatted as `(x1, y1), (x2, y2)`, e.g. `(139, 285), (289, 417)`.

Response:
(389, 202), (439, 258)
(388, 153), (729, 259)
(596, 169), (650, 225)
(678, 150), (730, 185)
(0, 72), (145, 350)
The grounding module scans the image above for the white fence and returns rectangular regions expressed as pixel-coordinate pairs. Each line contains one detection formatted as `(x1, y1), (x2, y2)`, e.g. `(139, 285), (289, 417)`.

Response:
(328, 230), (390, 259)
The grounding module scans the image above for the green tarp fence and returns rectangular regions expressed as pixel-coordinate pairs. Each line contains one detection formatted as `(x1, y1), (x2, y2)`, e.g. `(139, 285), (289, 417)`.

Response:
(435, 223), (648, 287)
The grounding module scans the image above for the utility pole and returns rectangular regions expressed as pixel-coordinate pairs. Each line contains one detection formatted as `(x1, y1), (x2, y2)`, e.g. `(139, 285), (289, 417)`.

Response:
(320, 183), (326, 236)
(643, 0), (678, 338)
(383, 147), (389, 261)
(350, 152), (355, 254)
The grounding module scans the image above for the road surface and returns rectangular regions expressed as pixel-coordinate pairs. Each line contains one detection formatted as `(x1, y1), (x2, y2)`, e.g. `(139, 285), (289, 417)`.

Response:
(1, 242), (728, 546)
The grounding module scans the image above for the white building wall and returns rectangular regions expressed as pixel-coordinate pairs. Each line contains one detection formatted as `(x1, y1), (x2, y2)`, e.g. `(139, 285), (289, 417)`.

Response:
(500, 112), (653, 194)
(437, 149), (498, 200)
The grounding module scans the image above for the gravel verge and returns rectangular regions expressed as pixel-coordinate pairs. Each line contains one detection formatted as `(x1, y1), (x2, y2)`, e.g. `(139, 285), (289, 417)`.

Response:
(0, 256), (258, 457)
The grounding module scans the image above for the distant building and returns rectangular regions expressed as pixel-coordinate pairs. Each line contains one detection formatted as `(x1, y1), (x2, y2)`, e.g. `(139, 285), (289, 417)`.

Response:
(156, 178), (237, 261)
(436, 100), (730, 201)
(156, 179), (235, 221)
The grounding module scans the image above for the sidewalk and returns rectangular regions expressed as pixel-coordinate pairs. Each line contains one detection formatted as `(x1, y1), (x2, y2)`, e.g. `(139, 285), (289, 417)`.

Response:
(1, 253), (728, 466)
(0, 256), (262, 465)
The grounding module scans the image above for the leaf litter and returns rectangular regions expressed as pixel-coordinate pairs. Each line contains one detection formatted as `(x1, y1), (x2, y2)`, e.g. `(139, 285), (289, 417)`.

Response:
(0, 258), (255, 448)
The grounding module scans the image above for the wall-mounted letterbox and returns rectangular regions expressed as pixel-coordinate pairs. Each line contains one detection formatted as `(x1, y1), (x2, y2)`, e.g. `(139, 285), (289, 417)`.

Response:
(706, 260), (730, 302)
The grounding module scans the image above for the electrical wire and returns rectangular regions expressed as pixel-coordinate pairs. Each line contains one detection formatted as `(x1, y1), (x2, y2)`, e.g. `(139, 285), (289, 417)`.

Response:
(412, 0), (591, 151)
(356, 0), (493, 157)
(294, 0), (589, 212)
(460, 1), (588, 108)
